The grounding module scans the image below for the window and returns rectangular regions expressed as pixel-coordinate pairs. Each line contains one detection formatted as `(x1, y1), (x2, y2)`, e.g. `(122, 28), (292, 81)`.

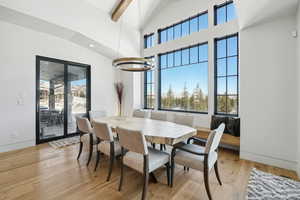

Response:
(159, 43), (208, 113)
(144, 33), (155, 49)
(215, 1), (237, 25)
(158, 11), (208, 44)
(215, 34), (239, 115)
(144, 56), (156, 109)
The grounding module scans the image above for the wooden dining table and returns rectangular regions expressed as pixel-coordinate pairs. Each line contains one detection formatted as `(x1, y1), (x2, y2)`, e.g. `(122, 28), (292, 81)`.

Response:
(94, 116), (197, 145)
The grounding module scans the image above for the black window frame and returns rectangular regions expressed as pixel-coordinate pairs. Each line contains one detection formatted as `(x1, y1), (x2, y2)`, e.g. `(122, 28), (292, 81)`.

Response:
(214, 0), (236, 25)
(144, 56), (155, 110)
(144, 33), (155, 49)
(158, 42), (209, 114)
(158, 10), (208, 44)
(214, 33), (239, 116)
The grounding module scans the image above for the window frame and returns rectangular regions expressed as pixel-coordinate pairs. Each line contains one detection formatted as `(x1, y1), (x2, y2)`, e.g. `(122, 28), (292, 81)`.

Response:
(158, 10), (208, 44)
(214, 0), (235, 25)
(144, 56), (155, 110)
(158, 42), (209, 114)
(214, 33), (239, 116)
(144, 33), (154, 49)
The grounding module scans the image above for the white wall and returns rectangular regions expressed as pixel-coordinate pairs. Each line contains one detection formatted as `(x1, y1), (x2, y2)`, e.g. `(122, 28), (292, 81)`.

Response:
(141, 0), (239, 128)
(297, 1), (300, 177)
(0, 20), (117, 152)
(240, 15), (298, 170)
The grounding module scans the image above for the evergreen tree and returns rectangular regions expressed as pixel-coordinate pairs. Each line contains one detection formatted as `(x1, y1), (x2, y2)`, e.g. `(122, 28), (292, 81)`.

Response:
(165, 85), (175, 109)
(181, 82), (189, 110)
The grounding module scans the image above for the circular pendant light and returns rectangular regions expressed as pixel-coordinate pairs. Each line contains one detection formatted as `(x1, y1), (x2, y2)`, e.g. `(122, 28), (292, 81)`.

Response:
(112, 0), (155, 72)
(113, 57), (155, 72)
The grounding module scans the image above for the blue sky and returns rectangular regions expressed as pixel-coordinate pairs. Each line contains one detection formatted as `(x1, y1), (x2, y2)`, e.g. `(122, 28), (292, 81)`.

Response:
(161, 63), (208, 96)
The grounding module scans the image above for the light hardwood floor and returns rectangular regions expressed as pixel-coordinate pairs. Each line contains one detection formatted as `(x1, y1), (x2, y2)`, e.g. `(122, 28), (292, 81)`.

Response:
(0, 144), (298, 200)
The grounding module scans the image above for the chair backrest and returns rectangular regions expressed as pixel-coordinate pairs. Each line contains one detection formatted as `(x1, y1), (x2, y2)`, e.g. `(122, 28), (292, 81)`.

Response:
(204, 123), (225, 154)
(76, 116), (93, 134)
(174, 114), (194, 127)
(92, 121), (113, 142)
(150, 111), (167, 121)
(133, 109), (147, 118)
(89, 110), (107, 122)
(116, 127), (148, 155)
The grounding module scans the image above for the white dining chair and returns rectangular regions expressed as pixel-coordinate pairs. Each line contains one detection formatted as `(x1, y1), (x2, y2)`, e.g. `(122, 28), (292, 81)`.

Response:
(116, 127), (170, 200)
(150, 111), (167, 121)
(150, 111), (168, 150)
(89, 110), (107, 122)
(132, 109), (148, 118)
(171, 123), (225, 200)
(93, 121), (122, 181)
(76, 116), (99, 166)
(174, 114), (194, 127)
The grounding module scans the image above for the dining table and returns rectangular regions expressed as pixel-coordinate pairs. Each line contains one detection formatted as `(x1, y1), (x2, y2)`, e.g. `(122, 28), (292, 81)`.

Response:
(94, 116), (197, 146)
(94, 116), (197, 183)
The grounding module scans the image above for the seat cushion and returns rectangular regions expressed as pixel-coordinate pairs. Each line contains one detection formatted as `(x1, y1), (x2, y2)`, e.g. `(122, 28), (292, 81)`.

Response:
(81, 133), (99, 144)
(123, 148), (170, 173)
(98, 141), (122, 156)
(174, 144), (217, 172)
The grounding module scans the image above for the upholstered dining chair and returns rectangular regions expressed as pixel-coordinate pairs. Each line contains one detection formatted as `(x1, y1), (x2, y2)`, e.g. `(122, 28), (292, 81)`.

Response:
(133, 109), (148, 118)
(89, 110), (107, 122)
(174, 114), (194, 127)
(76, 116), (99, 166)
(150, 111), (167, 121)
(93, 121), (122, 181)
(170, 123), (225, 200)
(150, 111), (168, 150)
(116, 127), (170, 200)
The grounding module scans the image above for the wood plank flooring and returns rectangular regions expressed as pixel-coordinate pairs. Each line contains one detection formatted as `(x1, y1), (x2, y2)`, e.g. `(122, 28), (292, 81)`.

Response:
(0, 144), (298, 200)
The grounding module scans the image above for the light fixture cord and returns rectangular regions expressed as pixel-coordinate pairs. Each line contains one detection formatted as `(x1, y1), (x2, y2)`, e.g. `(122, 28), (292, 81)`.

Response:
(117, 18), (123, 58)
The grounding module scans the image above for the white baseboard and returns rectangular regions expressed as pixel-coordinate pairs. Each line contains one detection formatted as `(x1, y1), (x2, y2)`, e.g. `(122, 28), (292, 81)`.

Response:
(240, 151), (297, 171)
(0, 140), (35, 153)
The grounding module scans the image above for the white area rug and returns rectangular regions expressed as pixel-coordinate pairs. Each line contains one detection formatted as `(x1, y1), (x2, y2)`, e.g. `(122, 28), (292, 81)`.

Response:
(247, 168), (300, 200)
(48, 136), (80, 149)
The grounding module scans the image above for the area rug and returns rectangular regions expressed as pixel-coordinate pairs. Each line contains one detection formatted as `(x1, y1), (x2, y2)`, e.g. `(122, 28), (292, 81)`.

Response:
(48, 136), (80, 149)
(246, 168), (300, 200)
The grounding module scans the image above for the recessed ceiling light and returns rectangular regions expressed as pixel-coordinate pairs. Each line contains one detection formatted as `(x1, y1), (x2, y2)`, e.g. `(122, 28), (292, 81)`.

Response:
(89, 44), (94, 48)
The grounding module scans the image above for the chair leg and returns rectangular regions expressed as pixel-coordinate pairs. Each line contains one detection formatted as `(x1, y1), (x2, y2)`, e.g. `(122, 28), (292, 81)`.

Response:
(214, 161), (222, 186)
(171, 148), (176, 187)
(107, 142), (115, 181)
(118, 148), (124, 191)
(165, 163), (170, 186)
(86, 134), (93, 166)
(152, 143), (156, 149)
(77, 141), (83, 160)
(204, 157), (212, 200)
(94, 150), (100, 171)
(142, 155), (149, 200)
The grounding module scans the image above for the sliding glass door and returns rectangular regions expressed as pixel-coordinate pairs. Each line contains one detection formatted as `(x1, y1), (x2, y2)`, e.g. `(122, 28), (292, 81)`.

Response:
(36, 56), (91, 144)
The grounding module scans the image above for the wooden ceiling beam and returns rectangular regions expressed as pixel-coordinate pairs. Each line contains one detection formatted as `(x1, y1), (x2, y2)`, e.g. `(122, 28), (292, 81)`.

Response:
(111, 0), (134, 22)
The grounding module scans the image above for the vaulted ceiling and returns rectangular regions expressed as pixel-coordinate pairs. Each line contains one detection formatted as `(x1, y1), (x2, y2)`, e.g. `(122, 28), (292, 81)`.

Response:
(235, 0), (298, 29)
(84, 0), (170, 30)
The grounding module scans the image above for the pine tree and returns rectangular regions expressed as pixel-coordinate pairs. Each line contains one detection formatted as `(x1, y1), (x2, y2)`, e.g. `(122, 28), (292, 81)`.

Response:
(165, 85), (175, 109)
(181, 82), (189, 110)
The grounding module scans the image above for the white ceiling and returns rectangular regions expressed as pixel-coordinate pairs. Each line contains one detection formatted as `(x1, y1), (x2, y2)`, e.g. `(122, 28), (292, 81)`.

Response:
(84, 0), (167, 29)
(235, 0), (298, 29)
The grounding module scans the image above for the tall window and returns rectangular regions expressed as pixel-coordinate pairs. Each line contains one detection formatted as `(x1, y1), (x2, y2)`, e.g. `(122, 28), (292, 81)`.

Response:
(159, 43), (208, 113)
(215, 34), (239, 115)
(144, 57), (155, 109)
(144, 33), (155, 49)
(215, 1), (237, 25)
(158, 11), (208, 44)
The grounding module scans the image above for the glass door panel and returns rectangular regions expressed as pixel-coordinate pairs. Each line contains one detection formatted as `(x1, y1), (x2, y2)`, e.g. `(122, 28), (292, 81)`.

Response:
(67, 65), (88, 134)
(39, 61), (65, 140)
